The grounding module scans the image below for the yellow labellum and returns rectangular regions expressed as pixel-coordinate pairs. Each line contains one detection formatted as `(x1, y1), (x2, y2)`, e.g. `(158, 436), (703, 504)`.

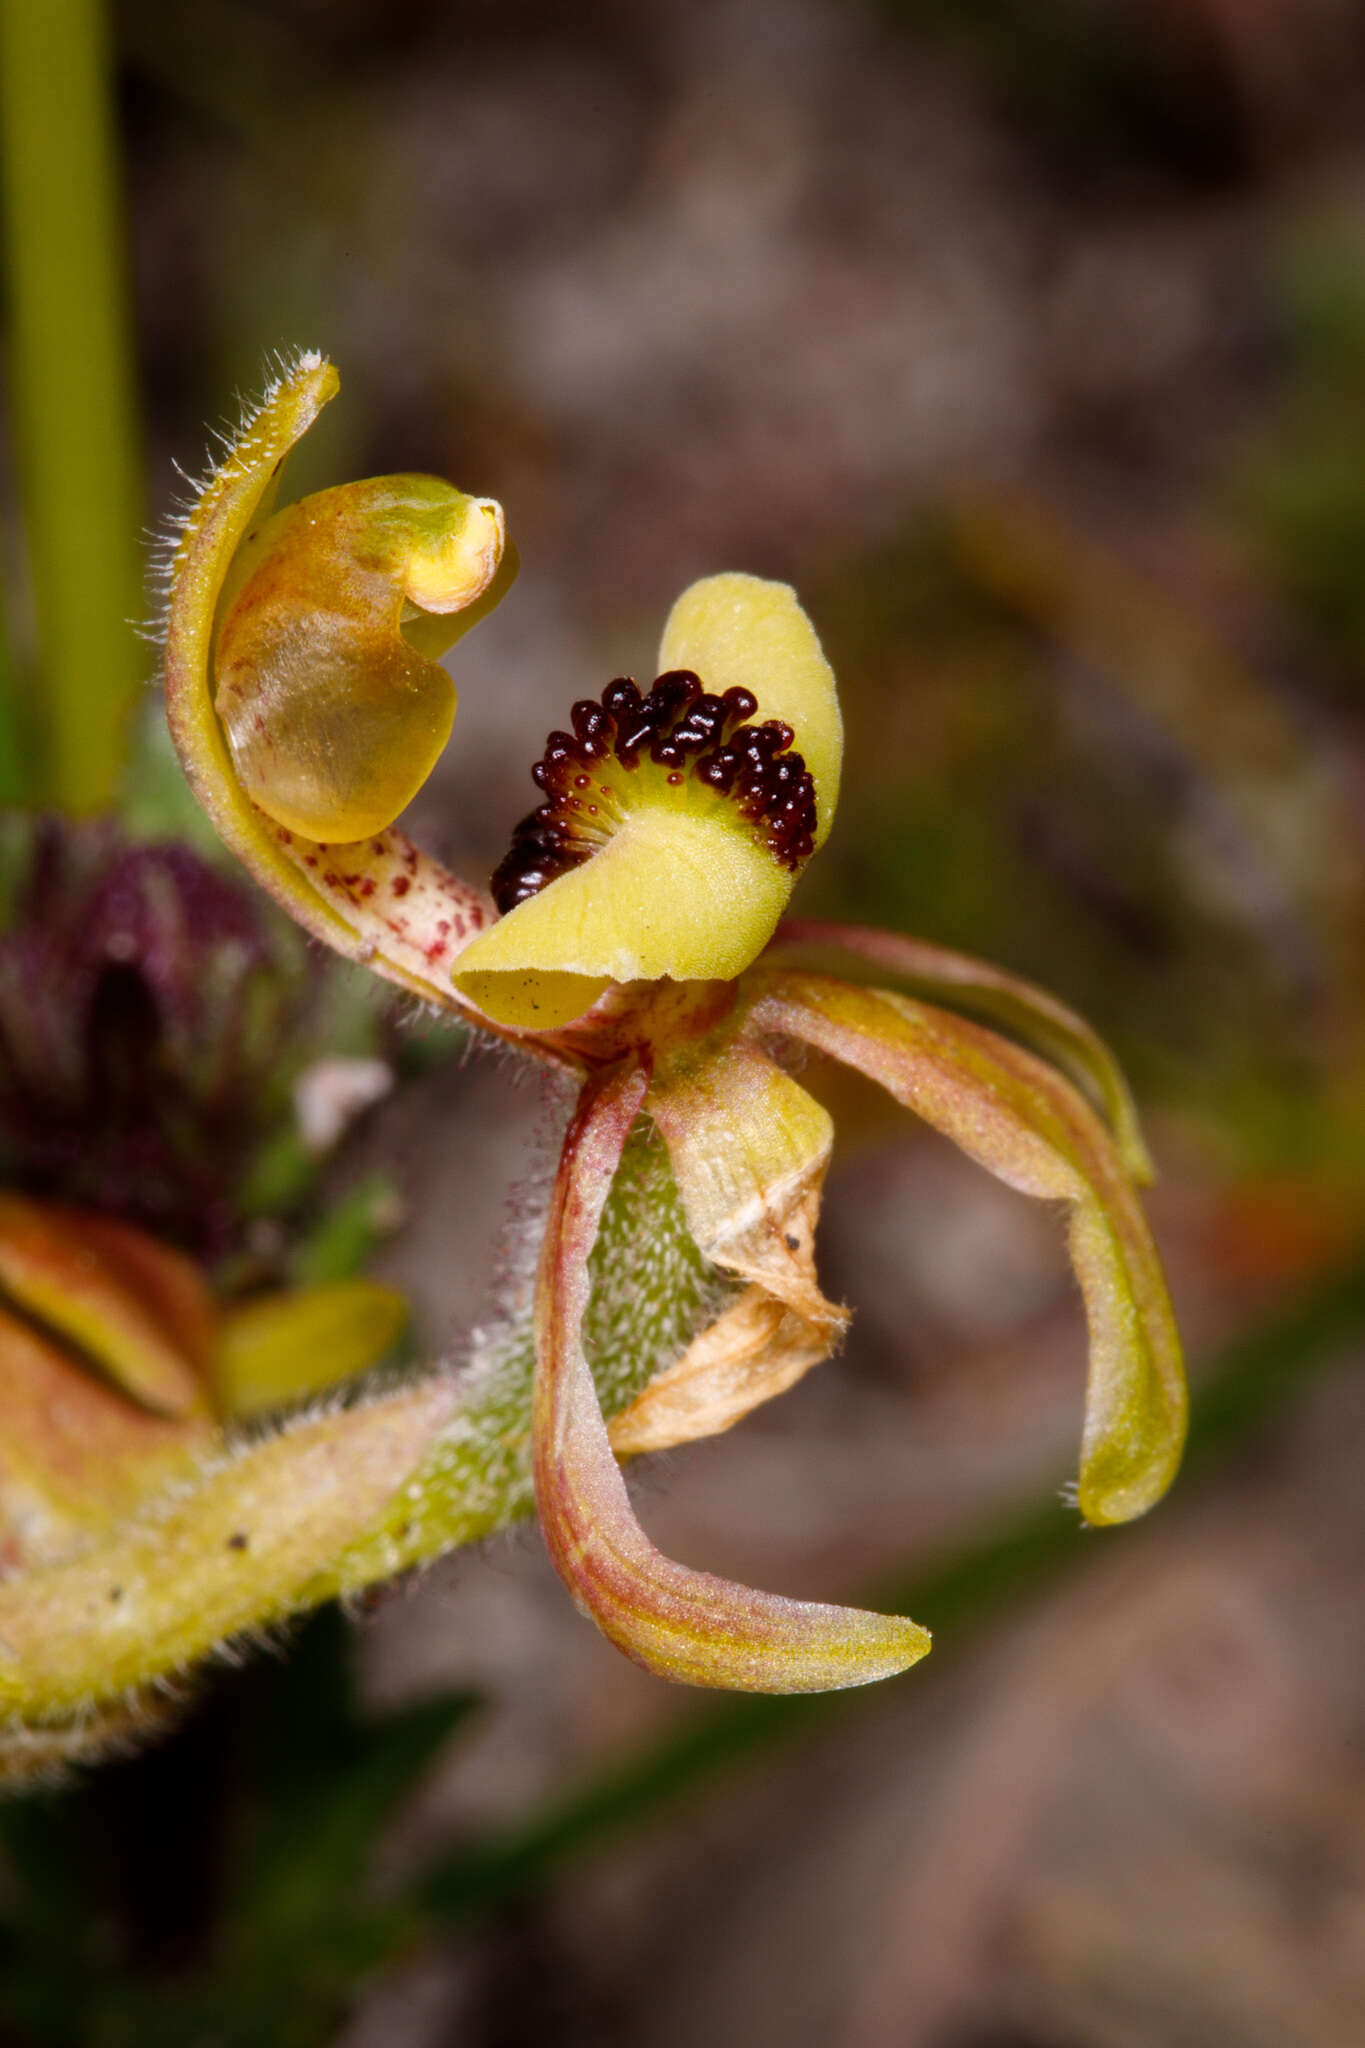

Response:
(453, 575), (841, 1030)
(454, 808), (791, 1028)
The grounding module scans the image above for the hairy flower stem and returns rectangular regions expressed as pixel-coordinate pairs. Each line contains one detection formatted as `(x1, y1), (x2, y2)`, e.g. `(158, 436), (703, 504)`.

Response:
(307, 1110), (726, 1597)
(0, 1111), (725, 1735)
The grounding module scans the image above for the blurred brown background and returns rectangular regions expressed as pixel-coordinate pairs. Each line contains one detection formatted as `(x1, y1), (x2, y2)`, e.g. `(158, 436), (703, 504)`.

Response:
(73, 0), (1365, 2039)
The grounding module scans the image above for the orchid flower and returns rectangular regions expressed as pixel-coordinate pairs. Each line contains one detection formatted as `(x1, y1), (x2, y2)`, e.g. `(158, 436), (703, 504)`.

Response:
(146, 352), (1186, 1706)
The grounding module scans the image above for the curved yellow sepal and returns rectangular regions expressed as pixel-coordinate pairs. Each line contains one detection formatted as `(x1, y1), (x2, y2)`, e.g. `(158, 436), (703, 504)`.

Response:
(750, 973), (1188, 1525)
(769, 918), (1155, 1184)
(163, 353), (513, 1017)
(164, 353), (344, 922)
(536, 1066), (930, 1692)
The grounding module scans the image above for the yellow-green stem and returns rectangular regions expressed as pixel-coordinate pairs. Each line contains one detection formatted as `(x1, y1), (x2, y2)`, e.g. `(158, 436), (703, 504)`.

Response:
(0, 584), (28, 803)
(0, 0), (143, 810)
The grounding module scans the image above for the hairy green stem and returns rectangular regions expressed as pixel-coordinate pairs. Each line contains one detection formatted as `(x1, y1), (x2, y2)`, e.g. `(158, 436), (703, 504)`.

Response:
(324, 1118), (725, 1594)
(0, 1109), (726, 1736)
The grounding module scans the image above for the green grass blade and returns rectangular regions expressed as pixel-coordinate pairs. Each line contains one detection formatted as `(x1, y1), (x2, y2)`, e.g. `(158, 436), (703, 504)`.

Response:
(0, 0), (144, 810)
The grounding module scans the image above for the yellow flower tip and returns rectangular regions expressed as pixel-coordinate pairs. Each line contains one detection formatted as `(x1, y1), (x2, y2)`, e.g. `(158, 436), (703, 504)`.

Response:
(402, 493), (506, 617)
(658, 573), (843, 845)
(1076, 1362), (1188, 1528)
(213, 476), (508, 845)
(451, 573), (841, 1029)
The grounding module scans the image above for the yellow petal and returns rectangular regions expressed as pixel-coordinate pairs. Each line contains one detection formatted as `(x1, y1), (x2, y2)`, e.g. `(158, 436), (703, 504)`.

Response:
(658, 573), (842, 846)
(645, 1036), (835, 1285)
(213, 477), (504, 844)
(609, 1038), (844, 1454)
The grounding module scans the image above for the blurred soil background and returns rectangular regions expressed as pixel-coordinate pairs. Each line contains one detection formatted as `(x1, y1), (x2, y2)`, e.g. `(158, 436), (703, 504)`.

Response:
(10, 0), (1365, 2041)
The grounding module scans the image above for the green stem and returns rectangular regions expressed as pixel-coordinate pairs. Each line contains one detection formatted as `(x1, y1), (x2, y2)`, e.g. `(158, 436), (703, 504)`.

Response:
(0, 0), (143, 811)
(0, 1122), (726, 1733)
(322, 1122), (725, 1594)
(0, 581), (28, 804)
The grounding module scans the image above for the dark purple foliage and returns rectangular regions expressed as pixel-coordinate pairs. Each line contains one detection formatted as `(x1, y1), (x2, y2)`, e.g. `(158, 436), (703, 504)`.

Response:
(0, 817), (317, 1253)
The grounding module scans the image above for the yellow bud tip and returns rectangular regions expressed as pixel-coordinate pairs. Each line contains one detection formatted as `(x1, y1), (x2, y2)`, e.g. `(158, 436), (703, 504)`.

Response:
(404, 496), (505, 615)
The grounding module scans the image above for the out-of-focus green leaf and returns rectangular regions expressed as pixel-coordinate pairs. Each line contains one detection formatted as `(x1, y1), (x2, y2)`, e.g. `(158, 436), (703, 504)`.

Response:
(0, 0), (144, 810)
(287, 1174), (405, 1285)
(0, 1605), (477, 2048)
